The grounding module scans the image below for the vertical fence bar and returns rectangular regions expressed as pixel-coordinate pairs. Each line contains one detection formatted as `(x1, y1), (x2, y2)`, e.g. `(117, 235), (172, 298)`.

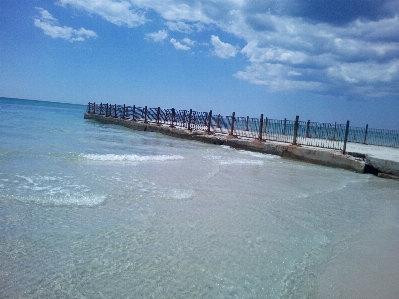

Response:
(114, 104), (117, 118)
(229, 112), (235, 136)
(144, 106), (148, 123)
(263, 117), (268, 134)
(306, 120), (310, 138)
(283, 118), (286, 135)
(88, 102), (91, 114)
(258, 114), (264, 141)
(123, 104), (126, 118)
(171, 108), (176, 127)
(342, 120), (350, 154)
(156, 107), (160, 125)
(188, 109), (192, 130)
(207, 110), (212, 133)
(293, 115), (299, 145)
(217, 114), (221, 128)
(246, 116), (249, 131)
(93, 102), (96, 114)
(333, 122), (337, 140)
(132, 105), (136, 120)
(363, 124), (368, 144)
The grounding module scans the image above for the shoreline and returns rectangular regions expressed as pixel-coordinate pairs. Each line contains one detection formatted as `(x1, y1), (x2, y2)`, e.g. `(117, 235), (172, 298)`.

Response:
(84, 113), (399, 179)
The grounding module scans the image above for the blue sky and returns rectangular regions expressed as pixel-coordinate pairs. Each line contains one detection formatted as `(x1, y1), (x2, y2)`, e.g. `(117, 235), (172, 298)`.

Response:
(1, 0), (398, 129)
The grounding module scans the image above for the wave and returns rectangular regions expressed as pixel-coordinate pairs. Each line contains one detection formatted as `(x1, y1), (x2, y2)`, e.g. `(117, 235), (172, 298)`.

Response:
(220, 159), (264, 166)
(2, 174), (106, 207)
(80, 154), (184, 162)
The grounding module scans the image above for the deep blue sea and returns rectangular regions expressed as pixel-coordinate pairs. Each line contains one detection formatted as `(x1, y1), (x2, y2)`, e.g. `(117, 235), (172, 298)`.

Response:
(1, 98), (399, 298)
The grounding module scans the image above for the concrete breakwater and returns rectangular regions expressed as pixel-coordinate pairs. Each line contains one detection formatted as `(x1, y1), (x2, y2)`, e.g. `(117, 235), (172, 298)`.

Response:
(84, 113), (391, 175)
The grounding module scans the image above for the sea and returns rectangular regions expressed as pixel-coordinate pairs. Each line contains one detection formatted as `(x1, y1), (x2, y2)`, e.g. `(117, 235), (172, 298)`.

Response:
(1, 97), (398, 299)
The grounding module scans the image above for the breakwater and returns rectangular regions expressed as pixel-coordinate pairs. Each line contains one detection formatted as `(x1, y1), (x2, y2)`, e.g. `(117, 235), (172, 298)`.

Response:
(86, 102), (399, 149)
(84, 103), (399, 178)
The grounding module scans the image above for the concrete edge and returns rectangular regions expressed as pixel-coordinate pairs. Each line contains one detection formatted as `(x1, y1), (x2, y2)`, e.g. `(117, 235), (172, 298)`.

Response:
(84, 113), (369, 174)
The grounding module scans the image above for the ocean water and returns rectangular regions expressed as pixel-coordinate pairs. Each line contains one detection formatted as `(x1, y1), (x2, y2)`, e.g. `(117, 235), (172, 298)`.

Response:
(1, 98), (399, 298)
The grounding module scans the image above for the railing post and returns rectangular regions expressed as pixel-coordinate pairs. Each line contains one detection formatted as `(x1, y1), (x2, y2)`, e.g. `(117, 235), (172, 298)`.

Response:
(123, 104), (126, 118)
(363, 124), (368, 144)
(264, 117), (268, 134)
(342, 120), (350, 154)
(283, 118), (286, 135)
(170, 108), (176, 127)
(292, 115), (299, 145)
(207, 110), (212, 134)
(188, 109), (192, 130)
(93, 102), (96, 114)
(156, 107), (160, 125)
(306, 120), (310, 138)
(88, 102), (91, 114)
(183, 110), (186, 127)
(132, 105), (136, 120)
(229, 112), (235, 136)
(144, 106), (148, 123)
(333, 122), (337, 140)
(99, 102), (103, 115)
(246, 116), (249, 131)
(258, 114), (264, 141)
(217, 114), (221, 128)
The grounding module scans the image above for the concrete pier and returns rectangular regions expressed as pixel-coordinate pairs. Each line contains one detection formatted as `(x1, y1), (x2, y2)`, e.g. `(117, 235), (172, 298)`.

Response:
(84, 113), (399, 179)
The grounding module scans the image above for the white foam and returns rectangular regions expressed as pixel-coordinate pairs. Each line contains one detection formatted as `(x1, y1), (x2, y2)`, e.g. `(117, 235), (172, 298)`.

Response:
(220, 159), (264, 166)
(163, 189), (194, 200)
(26, 194), (106, 207)
(9, 174), (106, 207)
(238, 150), (280, 159)
(80, 154), (184, 162)
(221, 145), (233, 150)
(204, 155), (264, 165)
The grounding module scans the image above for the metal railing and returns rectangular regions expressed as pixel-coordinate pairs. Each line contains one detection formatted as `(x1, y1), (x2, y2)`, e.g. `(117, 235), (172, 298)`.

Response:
(86, 102), (399, 151)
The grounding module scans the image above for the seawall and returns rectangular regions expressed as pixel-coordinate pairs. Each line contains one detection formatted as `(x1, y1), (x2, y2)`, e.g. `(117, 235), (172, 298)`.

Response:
(84, 113), (376, 175)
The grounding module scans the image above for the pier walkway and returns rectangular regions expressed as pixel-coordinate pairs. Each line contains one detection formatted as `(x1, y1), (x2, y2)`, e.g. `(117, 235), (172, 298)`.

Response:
(84, 113), (399, 179)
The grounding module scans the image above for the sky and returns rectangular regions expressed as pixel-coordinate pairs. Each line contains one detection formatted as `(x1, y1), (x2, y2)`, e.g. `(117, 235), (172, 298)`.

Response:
(1, 0), (398, 129)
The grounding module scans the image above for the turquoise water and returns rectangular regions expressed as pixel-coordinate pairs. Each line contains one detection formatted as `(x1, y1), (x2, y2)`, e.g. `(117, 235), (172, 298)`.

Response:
(1, 98), (399, 298)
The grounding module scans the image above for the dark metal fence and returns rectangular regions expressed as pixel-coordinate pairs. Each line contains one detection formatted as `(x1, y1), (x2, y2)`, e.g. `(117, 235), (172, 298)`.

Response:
(86, 102), (399, 151)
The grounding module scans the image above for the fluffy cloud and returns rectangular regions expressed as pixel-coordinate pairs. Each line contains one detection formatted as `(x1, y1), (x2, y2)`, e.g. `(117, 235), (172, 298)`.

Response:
(165, 21), (193, 33)
(210, 35), (238, 59)
(170, 38), (190, 51)
(34, 7), (97, 42)
(54, 0), (399, 99)
(146, 30), (168, 42)
(58, 0), (146, 27)
(182, 38), (195, 46)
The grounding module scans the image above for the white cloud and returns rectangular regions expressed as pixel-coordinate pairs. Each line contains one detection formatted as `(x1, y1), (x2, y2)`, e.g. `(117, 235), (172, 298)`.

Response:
(182, 37), (195, 46)
(34, 7), (97, 42)
(146, 30), (168, 42)
(170, 38), (190, 51)
(54, 0), (399, 99)
(234, 63), (324, 92)
(58, 0), (147, 27)
(327, 59), (399, 83)
(166, 21), (193, 33)
(210, 35), (238, 59)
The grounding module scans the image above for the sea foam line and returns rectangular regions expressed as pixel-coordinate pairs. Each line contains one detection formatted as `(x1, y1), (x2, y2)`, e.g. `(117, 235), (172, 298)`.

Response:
(80, 153), (184, 162)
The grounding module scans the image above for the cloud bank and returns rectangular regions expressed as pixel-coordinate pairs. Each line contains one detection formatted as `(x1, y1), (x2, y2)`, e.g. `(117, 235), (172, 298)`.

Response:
(47, 0), (399, 100)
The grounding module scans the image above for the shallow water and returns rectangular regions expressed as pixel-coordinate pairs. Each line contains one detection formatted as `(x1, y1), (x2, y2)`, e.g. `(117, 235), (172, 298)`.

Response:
(1, 98), (398, 298)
